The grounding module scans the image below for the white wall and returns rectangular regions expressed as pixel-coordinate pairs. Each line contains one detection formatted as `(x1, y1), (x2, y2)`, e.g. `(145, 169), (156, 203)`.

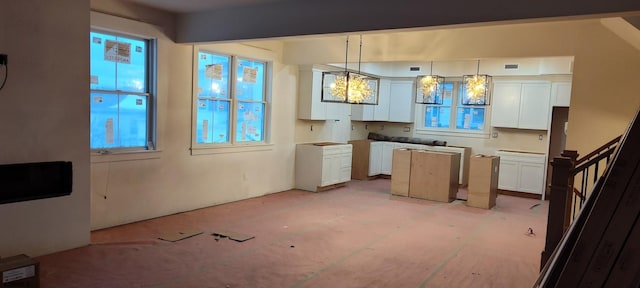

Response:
(89, 12), (298, 230)
(0, 0), (90, 257)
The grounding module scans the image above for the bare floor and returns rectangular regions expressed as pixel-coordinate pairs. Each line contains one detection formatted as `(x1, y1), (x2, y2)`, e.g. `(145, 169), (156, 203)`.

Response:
(37, 179), (548, 287)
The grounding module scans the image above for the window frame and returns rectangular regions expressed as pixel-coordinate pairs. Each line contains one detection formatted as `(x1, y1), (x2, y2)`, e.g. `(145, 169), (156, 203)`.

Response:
(89, 29), (157, 152)
(415, 79), (490, 138)
(191, 48), (272, 153)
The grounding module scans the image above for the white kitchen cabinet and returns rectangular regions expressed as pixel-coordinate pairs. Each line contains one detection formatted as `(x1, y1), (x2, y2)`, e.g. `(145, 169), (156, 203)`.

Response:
(491, 82), (551, 130)
(298, 67), (346, 120)
(496, 150), (546, 196)
(351, 79), (391, 121)
(496, 160), (519, 191)
(519, 83), (551, 129)
(491, 83), (522, 128)
(350, 101), (374, 121)
(552, 82), (572, 107)
(295, 143), (352, 192)
(375, 80), (391, 121)
(369, 141), (383, 176)
(381, 142), (396, 174)
(388, 80), (415, 123)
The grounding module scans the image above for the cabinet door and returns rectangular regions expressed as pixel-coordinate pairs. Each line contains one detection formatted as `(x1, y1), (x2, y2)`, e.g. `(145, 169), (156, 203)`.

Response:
(351, 104), (374, 121)
(519, 163), (545, 194)
(552, 82), (571, 107)
(491, 82), (521, 128)
(388, 81), (414, 123)
(321, 154), (340, 186)
(373, 79), (391, 121)
(325, 102), (348, 121)
(339, 153), (352, 182)
(381, 142), (395, 174)
(298, 69), (327, 120)
(369, 142), (383, 176)
(518, 83), (551, 130)
(498, 160), (519, 191)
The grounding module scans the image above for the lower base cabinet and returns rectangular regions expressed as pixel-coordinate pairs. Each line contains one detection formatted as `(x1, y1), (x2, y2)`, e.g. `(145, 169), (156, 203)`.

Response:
(390, 148), (412, 197)
(350, 140), (470, 186)
(496, 150), (546, 195)
(295, 143), (352, 192)
(408, 150), (460, 203)
(467, 155), (500, 209)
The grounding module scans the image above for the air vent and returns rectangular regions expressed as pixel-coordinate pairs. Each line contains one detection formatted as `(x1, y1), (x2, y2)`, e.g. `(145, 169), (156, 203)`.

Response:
(409, 66), (421, 71)
(504, 64), (519, 70)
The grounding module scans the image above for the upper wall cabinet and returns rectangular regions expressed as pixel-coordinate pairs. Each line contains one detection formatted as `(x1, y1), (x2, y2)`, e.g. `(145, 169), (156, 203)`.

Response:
(351, 79), (390, 121)
(298, 67), (348, 120)
(552, 82), (572, 107)
(351, 79), (412, 123)
(388, 80), (414, 123)
(491, 82), (551, 130)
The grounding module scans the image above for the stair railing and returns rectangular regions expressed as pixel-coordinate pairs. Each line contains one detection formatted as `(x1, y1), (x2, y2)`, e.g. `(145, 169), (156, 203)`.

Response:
(539, 135), (621, 269)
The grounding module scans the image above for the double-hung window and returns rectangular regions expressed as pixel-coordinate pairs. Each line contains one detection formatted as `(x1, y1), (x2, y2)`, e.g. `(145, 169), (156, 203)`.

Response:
(195, 50), (268, 146)
(90, 31), (155, 150)
(421, 80), (487, 133)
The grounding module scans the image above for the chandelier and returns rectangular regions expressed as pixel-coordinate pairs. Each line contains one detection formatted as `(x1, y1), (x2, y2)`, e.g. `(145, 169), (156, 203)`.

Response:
(321, 35), (379, 105)
(462, 60), (491, 105)
(416, 62), (444, 104)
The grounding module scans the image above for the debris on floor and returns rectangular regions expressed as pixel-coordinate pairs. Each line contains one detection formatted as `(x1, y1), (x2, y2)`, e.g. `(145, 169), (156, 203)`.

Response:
(525, 227), (536, 237)
(158, 230), (203, 242)
(211, 229), (255, 242)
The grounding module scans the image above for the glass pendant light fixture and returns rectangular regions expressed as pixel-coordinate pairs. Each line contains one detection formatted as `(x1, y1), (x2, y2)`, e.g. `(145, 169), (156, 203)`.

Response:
(321, 35), (379, 105)
(462, 60), (491, 105)
(416, 61), (444, 104)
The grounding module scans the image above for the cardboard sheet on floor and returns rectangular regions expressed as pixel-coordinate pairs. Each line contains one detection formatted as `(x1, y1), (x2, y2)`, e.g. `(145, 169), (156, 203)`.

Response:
(158, 230), (203, 242)
(211, 229), (255, 242)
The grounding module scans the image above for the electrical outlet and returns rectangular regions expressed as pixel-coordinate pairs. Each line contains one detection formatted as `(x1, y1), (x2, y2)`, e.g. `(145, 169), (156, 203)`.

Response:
(492, 132), (498, 138)
(538, 134), (543, 140)
(403, 127), (411, 132)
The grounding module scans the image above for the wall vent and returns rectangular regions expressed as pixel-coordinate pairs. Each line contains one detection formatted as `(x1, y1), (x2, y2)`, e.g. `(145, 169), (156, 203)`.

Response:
(409, 66), (421, 71)
(504, 64), (519, 70)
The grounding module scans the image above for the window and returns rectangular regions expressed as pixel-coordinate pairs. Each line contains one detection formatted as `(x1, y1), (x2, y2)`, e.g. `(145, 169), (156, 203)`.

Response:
(421, 80), (486, 133)
(90, 31), (155, 150)
(195, 51), (268, 146)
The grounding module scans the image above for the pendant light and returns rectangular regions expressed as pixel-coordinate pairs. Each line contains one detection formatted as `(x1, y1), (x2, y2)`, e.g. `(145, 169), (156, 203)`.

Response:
(416, 61), (444, 104)
(462, 60), (491, 105)
(321, 35), (379, 105)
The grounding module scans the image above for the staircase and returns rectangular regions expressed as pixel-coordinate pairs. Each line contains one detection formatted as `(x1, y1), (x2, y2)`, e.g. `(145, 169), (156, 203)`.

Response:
(536, 107), (640, 287)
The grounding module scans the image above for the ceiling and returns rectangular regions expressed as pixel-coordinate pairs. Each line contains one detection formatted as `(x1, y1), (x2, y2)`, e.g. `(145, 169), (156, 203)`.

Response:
(123, 0), (294, 13)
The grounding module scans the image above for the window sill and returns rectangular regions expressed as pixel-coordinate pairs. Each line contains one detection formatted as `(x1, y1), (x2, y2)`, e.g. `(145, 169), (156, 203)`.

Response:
(90, 149), (162, 163)
(415, 128), (490, 139)
(190, 143), (274, 155)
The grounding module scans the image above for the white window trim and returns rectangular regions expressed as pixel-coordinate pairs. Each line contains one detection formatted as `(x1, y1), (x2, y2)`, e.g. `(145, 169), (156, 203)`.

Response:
(89, 29), (158, 154)
(91, 149), (162, 163)
(414, 79), (490, 139)
(190, 47), (273, 155)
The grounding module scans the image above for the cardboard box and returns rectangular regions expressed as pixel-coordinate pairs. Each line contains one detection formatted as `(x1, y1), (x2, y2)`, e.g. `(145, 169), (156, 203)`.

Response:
(1, 254), (39, 288)
(467, 155), (500, 209)
(390, 148), (412, 196)
(409, 151), (460, 202)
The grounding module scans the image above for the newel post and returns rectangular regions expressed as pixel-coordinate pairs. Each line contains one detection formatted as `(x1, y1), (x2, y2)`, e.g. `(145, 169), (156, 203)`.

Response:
(560, 150), (578, 230)
(541, 155), (574, 270)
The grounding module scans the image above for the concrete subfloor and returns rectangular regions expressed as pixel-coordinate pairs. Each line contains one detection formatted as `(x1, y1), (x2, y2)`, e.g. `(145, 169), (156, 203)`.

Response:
(37, 179), (548, 287)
